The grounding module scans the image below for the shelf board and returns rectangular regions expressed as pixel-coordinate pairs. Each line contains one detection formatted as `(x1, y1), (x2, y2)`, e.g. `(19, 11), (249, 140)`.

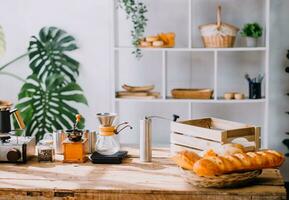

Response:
(114, 47), (267, 52)
(115, 98), (266, 103)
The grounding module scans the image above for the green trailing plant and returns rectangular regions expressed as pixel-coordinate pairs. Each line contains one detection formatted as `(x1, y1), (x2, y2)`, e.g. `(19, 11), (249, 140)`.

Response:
(0, 26), (87, 140)
(240, 23), (263, 38)
(118, 0), (148, 58)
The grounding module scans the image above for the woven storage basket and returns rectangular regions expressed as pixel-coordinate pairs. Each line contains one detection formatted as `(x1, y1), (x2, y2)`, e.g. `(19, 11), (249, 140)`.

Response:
(199, 6), (239, 48)
(179, 167), (262, 188)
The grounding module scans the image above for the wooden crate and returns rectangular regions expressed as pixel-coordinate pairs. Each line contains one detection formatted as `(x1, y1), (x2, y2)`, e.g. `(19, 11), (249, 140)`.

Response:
(170, 118), (260, 154)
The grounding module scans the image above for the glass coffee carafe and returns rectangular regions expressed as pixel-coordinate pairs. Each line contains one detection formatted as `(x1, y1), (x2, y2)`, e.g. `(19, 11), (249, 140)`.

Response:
(95, 113), (132, 155)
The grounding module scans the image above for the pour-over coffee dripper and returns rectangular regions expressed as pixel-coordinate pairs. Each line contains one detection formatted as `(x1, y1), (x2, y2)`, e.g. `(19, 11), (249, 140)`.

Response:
(95, 113), (132, 155)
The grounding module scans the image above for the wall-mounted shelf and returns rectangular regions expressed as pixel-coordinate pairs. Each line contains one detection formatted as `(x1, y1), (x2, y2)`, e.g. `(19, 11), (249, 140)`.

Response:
(115, 98), (266, 104)
(114, 47), (267, 52)
(111, 0), (270, 147)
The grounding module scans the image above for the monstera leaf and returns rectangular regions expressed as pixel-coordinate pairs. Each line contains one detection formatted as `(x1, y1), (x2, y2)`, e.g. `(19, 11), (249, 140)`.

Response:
(16, 74), (87, 140)
(28, 27), (79, 82)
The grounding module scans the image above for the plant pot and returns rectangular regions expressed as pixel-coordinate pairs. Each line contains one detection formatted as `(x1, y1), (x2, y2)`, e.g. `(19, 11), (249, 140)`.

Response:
(245, 37), (258, 47)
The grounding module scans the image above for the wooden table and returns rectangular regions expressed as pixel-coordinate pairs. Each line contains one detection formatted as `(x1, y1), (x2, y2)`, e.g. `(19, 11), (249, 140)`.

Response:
(0, 147), (286, 200)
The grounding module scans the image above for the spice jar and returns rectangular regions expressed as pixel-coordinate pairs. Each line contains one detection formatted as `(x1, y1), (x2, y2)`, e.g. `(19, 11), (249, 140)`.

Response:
(37, 133), (55, 162)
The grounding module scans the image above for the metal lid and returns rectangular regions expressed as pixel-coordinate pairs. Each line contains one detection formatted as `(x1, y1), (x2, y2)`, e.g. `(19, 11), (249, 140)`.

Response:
(0, 100), (12, 111)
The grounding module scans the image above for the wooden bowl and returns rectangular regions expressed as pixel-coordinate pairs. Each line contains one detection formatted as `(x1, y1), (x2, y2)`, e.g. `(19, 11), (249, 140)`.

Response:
(171, 89), (213, 99)
(234, 93), (245, 100)
(224, 92), (235, 100)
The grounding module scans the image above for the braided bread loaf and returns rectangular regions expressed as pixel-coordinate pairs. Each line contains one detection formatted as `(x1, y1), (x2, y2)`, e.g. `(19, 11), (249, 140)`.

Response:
(193, 150), (285, 176)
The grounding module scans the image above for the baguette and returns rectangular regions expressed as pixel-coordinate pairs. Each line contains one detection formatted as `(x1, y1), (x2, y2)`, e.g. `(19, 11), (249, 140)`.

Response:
(193, 150), (285, 177)
(172, 150), (201, 170)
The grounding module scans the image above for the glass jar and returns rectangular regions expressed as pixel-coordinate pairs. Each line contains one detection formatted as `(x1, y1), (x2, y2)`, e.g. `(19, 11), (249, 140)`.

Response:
(37, 133), (55, 162)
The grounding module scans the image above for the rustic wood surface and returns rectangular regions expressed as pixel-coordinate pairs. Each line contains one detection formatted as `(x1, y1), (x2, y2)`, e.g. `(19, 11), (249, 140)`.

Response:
(0, 147), (286, 200)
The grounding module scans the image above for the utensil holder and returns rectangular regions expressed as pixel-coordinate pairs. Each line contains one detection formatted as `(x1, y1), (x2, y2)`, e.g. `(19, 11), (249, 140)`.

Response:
(249, 82), (261, 99)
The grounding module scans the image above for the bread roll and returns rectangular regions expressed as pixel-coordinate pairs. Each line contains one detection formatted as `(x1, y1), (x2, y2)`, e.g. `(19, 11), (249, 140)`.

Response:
(193, 150), (285, 177)
(152, 40), (164, 47)
(140, 41), (152, 47)
(146, 36), (159, 42)
(172, 150), (201, 170)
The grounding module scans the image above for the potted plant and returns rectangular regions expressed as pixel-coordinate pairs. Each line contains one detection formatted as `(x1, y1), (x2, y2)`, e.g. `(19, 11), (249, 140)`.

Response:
(240, 23), (263, 47)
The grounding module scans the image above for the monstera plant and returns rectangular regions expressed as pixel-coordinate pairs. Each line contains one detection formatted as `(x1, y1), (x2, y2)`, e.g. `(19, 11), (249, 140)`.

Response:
(0, 26), (87, 140)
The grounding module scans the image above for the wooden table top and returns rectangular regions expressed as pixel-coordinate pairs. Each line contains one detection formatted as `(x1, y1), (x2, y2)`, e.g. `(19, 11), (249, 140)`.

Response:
(0, 147), (286, 200)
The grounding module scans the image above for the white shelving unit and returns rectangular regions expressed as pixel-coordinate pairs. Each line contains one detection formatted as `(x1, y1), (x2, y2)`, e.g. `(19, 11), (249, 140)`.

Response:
(111, 0), (270, 147)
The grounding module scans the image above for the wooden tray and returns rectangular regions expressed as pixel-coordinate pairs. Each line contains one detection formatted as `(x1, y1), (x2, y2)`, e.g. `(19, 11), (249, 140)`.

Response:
(122, 84), (154, 92)
(171, 88), (213, 99)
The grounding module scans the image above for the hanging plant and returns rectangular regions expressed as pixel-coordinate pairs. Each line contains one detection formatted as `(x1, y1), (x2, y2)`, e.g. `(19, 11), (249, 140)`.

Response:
(118, 0), (148, 58)
(0, 26), (88, 140)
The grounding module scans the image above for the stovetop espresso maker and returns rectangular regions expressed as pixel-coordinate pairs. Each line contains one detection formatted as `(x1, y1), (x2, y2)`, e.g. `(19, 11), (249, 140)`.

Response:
(0, 100), (25, 138)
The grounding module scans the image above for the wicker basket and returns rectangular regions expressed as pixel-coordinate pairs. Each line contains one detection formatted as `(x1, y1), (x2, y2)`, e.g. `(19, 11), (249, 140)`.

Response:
(199, 6), (239, 48)
(179, 167), (262, 188)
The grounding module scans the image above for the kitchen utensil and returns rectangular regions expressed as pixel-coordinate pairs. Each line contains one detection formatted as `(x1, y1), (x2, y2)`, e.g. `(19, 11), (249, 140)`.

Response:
(0, 100), (25, 134)
(95, 113), (132, 155)
(140, 115), (179, 162)
(249, 82), (261, 99)
(83, 130), (96, 154)
(0, 136), (35, 163)
(53, 130), (66, 154)
(96, 113), (117, 127)
(89, 151), (128, 164)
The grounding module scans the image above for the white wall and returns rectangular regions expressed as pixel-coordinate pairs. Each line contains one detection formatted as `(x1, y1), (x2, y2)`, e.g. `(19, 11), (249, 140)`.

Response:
(0, 0), (288, 179)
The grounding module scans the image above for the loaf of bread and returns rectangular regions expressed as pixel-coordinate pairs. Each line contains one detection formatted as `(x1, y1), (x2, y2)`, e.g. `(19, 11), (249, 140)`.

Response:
(193, 150), (285, 177)
(204, 143), (245, 157)
(172, 150), (201, 170)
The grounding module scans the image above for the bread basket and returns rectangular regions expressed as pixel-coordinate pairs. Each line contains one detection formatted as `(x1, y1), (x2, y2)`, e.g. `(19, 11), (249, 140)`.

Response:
(179, 167), (262, 188)
(199, 6), (239, 48)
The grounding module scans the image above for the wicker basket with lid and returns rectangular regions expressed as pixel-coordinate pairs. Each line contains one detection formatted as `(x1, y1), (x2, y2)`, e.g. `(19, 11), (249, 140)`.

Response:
(199, 6), (239, 48)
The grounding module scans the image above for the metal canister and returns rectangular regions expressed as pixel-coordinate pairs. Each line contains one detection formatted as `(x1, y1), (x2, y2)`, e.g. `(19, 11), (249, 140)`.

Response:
(83, 130), (96, 154)
(53, 130), (66, 154)
(140, 118), (152, 162)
